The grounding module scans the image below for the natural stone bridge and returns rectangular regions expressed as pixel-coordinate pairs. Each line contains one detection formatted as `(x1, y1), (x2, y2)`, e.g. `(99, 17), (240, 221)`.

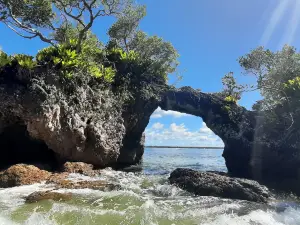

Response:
(160, 87), (256, 178)
(0, 69), (299, 194)
(160, 87), (300, 194)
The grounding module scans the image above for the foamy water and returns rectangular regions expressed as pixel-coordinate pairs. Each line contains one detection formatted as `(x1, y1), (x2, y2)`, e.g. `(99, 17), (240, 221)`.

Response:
(0, 148), (299, 225)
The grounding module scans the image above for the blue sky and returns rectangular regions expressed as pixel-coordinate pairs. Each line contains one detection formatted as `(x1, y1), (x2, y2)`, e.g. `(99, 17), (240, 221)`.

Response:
(1, 0), (300, 147)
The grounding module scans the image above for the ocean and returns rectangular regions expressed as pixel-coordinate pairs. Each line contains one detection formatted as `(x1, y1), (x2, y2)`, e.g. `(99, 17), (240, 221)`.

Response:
(0, 148), (299, 225)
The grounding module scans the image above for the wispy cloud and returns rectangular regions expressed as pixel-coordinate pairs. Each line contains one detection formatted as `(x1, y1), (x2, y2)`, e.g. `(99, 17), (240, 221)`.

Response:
(279, 0), (300, 47)
(151, 107), (190, 119)
(145, 122), (224, 147)
(152, 122), (164, 130)
(260, 0), (291, 46)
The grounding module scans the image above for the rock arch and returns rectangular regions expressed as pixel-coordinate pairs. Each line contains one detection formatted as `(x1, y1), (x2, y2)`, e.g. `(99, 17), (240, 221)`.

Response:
(159, 86), (256, 178)
(159, 86), (300, 195)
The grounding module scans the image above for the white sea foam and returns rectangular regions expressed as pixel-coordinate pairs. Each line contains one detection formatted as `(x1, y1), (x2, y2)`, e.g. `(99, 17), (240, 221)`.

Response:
(0, 166), (299, 224)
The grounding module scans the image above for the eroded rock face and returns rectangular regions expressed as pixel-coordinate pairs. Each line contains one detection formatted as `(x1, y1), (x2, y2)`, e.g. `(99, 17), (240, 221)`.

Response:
(169, 168), (270, 203)
(160, 87), (256, 178)
(160, 87), (300, 194)
(0, 70), (159, 168)
(0, 164), (51, 188)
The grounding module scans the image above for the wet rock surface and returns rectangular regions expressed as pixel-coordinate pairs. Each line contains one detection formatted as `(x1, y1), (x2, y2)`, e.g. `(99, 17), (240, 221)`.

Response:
(25, 191), (72, 203)
(0, 164), (51, 188)
(169, 168), (270, 203)
(55, 180), (120, 191)
(0, 163), (118, 192)
(61, 162), (101, 176)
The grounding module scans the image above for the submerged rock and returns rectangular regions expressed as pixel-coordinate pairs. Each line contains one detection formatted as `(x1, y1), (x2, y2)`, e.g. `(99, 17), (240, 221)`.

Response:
(0, 164), (51, 188)
(25, 191), (72, 203)
(46, 173), (120, 191)
(169, 168), (270, 203)
(56, 180), (120, 191)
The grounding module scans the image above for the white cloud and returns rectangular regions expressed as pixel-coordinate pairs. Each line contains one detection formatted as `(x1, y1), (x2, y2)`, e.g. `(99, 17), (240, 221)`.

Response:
(151, 107), (190, 119)
(145, 122), (224, 147)
(260, 0), (291, 46)
(199, 122), (213, 135)
(152, 122), (164, 130)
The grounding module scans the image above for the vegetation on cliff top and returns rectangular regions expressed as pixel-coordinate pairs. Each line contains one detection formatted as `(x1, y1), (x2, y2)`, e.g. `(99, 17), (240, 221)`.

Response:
(0, 0), (178, 85)
(1, 0), (300, 127)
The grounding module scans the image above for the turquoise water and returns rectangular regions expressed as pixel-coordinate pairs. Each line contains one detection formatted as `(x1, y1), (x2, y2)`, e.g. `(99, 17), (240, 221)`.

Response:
(0, 148), (299, 225)
(143, 148), (226, 175)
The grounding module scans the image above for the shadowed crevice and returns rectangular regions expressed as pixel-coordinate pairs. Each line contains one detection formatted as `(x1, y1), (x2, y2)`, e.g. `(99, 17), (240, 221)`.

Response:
(0, 124), (58, 170)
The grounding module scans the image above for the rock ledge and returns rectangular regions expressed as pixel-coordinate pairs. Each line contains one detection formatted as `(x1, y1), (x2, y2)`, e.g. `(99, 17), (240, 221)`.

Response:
(169, 168), (270, 203)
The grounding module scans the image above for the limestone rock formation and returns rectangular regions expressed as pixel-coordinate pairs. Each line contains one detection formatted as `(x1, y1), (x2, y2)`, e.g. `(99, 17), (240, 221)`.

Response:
(1, 64), (299, 196)
(160, 87), (300, 194)
(0, 67), (160, 169)
(169, 168), (270, 202)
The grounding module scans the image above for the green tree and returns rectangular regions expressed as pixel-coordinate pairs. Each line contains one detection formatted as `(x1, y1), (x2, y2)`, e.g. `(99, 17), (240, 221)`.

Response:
(239, 45), (300, 109)
(0, 0), (131, 51)
(108, 5), (146, 51)
(216, 72), (246, 103)
(108, 6), (179, 80)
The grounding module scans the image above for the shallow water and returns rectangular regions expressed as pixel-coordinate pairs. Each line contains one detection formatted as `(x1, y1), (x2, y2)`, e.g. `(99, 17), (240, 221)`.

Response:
(0, 148), (300, 225)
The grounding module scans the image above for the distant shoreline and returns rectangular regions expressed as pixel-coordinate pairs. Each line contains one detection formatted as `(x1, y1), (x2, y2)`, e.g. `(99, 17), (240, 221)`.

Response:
(145, 146), (224, 149)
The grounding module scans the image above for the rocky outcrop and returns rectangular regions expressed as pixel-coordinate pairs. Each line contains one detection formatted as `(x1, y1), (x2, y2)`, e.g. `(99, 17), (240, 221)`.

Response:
(0, 66), (161, 169)
(1, 63), (299, 196)
(0, 164), (51, 188)
(25, 191), (72, 203)
(160, 87), (300, 194)
(0, 164), (120, 191)
(160, 87), (256, 178)
(169, 168), (270, 202)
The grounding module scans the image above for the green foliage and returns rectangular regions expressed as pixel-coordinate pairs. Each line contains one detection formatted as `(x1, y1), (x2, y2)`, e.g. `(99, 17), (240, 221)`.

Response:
(283, 77), (300, 100)
(0, 50), (11, 67)
(36, 41), (79, 73)
(239, 45), (300, 108)
(224, 95), (237, 103)
(36, 39), (115, 81)
(216, 72), (245, 103)
(0, 0), (53, 27)
(108, 5), (146, 50)
(12, 54), (37, 69)
(108, 5), (179, 82)
(129, 31), (179, 78)
(109, 47), (138, 62)
(1, 0), (178, 85)
(223, 105), (231, 112)
(1, 0), (133, 48)
(283, 77), (300, 90)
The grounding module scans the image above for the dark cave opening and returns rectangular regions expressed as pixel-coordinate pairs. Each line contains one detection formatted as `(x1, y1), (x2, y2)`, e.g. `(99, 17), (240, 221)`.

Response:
(0, 124), (58, 171)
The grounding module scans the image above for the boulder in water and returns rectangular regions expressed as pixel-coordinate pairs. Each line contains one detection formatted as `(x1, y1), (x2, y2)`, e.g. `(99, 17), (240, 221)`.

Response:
(0, 164), (51, 188)
(25, 191), (72, 203)
(169, 168), (270, 203)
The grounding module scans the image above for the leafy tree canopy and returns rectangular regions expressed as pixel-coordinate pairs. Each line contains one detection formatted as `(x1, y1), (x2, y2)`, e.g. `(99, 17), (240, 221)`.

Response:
(239, 45), (300, 110)
(0, 0), (179, 83)
(0, 0), (133, 50)
(216, 72), (246, 103)
(108, 5), (179, 80)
